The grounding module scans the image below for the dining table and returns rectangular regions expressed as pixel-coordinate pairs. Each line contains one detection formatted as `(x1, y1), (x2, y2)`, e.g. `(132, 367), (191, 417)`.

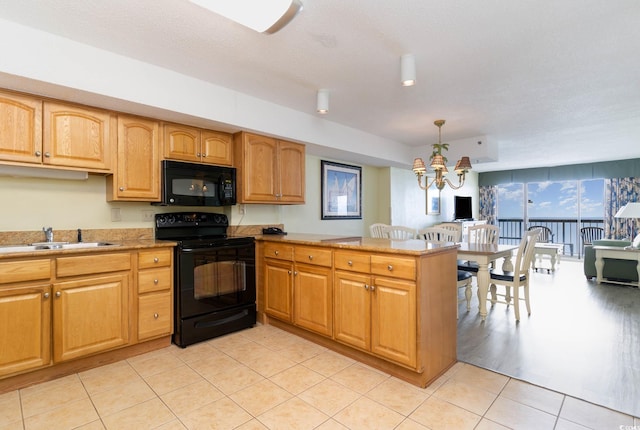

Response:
(457, 243), (519, 320)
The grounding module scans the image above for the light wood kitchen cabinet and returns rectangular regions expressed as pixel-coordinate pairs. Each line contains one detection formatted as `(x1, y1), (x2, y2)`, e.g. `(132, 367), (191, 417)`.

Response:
(107, 115), (160, 201)
(334, 250), (417, 368)
(234, 132), (305, 204)
(0, 90), (43, 164)
(43, 101), (114, 172)
(163, 123), (233, 166)
(264, 243), (294, 322)
(53, 252), (131, 362)
(137, 248), (173, 341)
(293, 246), (333, 336)
(0, 259), (53, 378)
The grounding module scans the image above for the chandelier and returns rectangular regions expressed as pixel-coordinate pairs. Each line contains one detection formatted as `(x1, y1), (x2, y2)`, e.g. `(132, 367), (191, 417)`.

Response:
(412, 119), (472, 191)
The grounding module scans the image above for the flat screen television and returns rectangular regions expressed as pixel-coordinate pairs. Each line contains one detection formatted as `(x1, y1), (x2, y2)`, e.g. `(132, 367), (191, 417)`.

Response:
(454, 196), (473, 220)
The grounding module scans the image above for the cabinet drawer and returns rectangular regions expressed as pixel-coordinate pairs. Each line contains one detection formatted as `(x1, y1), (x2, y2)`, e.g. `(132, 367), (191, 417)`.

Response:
(56, 253), (131, 277)
(371, 255), (416, 280)
(334, 251), (370, 273)
(294, 246), (332, 267)
(138, 248), (172, 269)
(264, 243), (293, 261)
(138, 291), (172, 340)
(0, 259), (51, 284)
(138, 267), (172, 294)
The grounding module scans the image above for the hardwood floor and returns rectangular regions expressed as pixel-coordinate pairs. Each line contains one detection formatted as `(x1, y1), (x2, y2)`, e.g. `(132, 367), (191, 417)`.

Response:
(457, 257), (640, 418)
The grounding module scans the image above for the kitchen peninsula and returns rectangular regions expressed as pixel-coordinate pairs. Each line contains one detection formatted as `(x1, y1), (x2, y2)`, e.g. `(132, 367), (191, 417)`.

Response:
(256, 234), (459, 388)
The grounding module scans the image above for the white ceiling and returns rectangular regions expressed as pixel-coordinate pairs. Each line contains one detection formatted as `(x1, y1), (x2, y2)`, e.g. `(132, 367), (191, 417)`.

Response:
(0, 0), (639, 172)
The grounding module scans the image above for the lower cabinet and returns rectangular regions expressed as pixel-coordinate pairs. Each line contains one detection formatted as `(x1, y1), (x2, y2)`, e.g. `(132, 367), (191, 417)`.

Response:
(53, 273), (129, 362)
(0, 284), (51, 377)
(137, 248), (173, 341)
(264, 258), (294, 322)
(293, 263), (332, 337)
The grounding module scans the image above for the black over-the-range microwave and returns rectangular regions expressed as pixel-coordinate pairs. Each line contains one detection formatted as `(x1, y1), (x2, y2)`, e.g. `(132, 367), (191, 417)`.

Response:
(155, 160), (236, 207)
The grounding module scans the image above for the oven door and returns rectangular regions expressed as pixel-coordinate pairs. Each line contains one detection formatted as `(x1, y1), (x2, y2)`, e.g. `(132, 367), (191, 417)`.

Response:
(176, 241), (255, 319)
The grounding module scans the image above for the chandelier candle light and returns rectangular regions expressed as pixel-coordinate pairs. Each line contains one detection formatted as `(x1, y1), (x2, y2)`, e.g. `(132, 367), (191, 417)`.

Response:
(412, 120), (472, 190)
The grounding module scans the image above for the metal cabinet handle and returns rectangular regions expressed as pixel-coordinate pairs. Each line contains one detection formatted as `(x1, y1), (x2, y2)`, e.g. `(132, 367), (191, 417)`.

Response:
(308, 255), (313, 260)
(294, 271), (298, 276)
(43, 292), (50, 299)
(154, 279), (159, 284)
(364, 284), (369, 290)
(44, 152), (51, 158)
(387, 265), (393, 271)
(275, 250), (279, 256)
(35, 151), (42, 157)
(288, 270), (292, 275)
(55, 291), (61, 297)
(347, 260), (353, 266)
(119, 186), (125, 191)
(154, 313), (159, 319)
(154, 257), (159, 263)
(371, 285), (376, 291)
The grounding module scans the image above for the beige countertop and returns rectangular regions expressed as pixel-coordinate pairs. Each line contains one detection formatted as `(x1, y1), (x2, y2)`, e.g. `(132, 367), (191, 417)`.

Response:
(0, 239), (176, 259)
(257, 233), (459, 256)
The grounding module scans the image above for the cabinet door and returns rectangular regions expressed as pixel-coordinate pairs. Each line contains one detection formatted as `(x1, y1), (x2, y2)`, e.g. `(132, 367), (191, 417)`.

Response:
(278, 140), (305, 203)
(264, 259), (293, 321)
(201, 130), (233, 166)
(108, 115), (160, 201)
(163, 123), (200, 162)
(237, 132), (278, 202)
(138, 290), (172, 341)
(43, 102), (113, 171)
(0, 90), (42, 164)
(53, 274), (129, 362)
(294, 264), (332, 336)
(333, 271), (370, 350)
(0, 284), (51, 377)
(370, 277), (417, 368)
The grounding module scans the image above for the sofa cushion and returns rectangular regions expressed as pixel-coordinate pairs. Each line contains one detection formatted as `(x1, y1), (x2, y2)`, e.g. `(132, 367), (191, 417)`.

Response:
(592, 239), (631, 248)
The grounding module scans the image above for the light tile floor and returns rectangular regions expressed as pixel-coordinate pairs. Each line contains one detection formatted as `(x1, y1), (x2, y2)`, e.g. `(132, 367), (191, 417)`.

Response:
(1, 324), (638, 430)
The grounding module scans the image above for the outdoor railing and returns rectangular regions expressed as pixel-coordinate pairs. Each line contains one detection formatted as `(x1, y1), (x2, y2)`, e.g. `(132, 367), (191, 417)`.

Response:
(497, 218), (604, 257)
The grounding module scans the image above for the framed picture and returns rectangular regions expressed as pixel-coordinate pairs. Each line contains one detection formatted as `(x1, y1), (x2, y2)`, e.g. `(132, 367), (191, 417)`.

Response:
(427, 183), (440, 215)
(321, 160), (362, 220)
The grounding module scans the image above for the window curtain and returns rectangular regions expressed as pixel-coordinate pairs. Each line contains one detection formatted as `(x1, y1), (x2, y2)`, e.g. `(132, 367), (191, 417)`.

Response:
(604, 178), (640, 239)
(479, 185), (498, 225)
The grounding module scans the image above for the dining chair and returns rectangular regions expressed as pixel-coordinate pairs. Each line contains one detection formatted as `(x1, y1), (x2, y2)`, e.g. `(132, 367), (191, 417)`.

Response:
(385, 225), (417, 240)
(580, 226), (604, 255)
(417, 227), (456, 243)
(488, 229), (539, 321)
(456, 270), (473, 318)
(369, 223), (389, 238)
(435, 222), (463, 242)
(527, 225), (553, 243)
(457, 224), (500, 274)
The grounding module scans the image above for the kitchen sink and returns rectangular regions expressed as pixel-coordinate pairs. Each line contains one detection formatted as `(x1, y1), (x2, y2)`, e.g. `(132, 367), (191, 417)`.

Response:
(0, 242), (120, 253)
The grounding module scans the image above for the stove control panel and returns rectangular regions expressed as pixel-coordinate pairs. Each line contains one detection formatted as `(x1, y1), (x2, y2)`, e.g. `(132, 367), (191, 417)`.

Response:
(155, 212), (228, 228)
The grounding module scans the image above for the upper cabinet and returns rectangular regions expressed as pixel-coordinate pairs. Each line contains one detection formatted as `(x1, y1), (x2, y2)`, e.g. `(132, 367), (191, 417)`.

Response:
(106, 115), (161, 201)
(0, 90), (43, 164)
(163, 123), (233, 166)
(234, 132), (305, 204)
(43, 102), (114, 172)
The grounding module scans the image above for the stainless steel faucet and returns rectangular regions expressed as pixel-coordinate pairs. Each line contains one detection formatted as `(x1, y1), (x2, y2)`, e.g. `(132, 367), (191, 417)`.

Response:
(42, 227), (54, 243)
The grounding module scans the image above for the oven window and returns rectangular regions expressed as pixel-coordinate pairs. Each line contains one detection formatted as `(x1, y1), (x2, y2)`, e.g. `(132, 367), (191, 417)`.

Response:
(172, 178), (217, 197)
(194, 260), (246, 299)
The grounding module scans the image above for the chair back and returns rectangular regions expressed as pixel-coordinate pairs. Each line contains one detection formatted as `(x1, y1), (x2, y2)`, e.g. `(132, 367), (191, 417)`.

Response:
(369, 223), (389, 238)
(513, 229), (540, 278)
(417, 227), (457, 243)
(434, 222), (462, 242)
(385, 225), (417, 240)
(580, 227), (604, 246)
(528, 226), (553, 243)
(467, 224), (499, 244)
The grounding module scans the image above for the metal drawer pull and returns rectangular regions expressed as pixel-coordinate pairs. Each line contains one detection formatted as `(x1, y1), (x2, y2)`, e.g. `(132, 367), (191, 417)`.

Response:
(154, 313), (159, 319)
(154, 257), (159, 263)
(288, 270), (292, 275)
(275, 250), (279, 256)
(55, 291), (61, 297)
(371, 285), (376, 291)
(348, 260), (353, 266)
(308, 255), (313, 260)
(388, 265), (393, 271)
(43, 292), (50, 299)
(364, 284), (369, 290)
(154, 279), (159, 284)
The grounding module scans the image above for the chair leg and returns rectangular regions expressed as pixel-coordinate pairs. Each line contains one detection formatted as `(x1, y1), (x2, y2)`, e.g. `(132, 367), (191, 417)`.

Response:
(513, 284), (520, 321)
(524, 280), (531, 315)
(489, 283), (497, 304)
(465, 282), (472, 311)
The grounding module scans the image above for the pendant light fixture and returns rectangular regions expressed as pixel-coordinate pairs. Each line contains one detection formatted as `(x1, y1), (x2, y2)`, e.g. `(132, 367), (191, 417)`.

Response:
(400, 54), (416, 87)
(412, 120), (472, 190)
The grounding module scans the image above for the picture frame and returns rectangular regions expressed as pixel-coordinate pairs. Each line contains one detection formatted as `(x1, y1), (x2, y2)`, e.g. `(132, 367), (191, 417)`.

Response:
(321, 160), (362, 220)
(427, 183), (441, 215)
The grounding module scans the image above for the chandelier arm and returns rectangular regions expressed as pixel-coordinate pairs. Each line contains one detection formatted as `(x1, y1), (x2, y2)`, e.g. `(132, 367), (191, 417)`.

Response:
(416, 175), (428, 190)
